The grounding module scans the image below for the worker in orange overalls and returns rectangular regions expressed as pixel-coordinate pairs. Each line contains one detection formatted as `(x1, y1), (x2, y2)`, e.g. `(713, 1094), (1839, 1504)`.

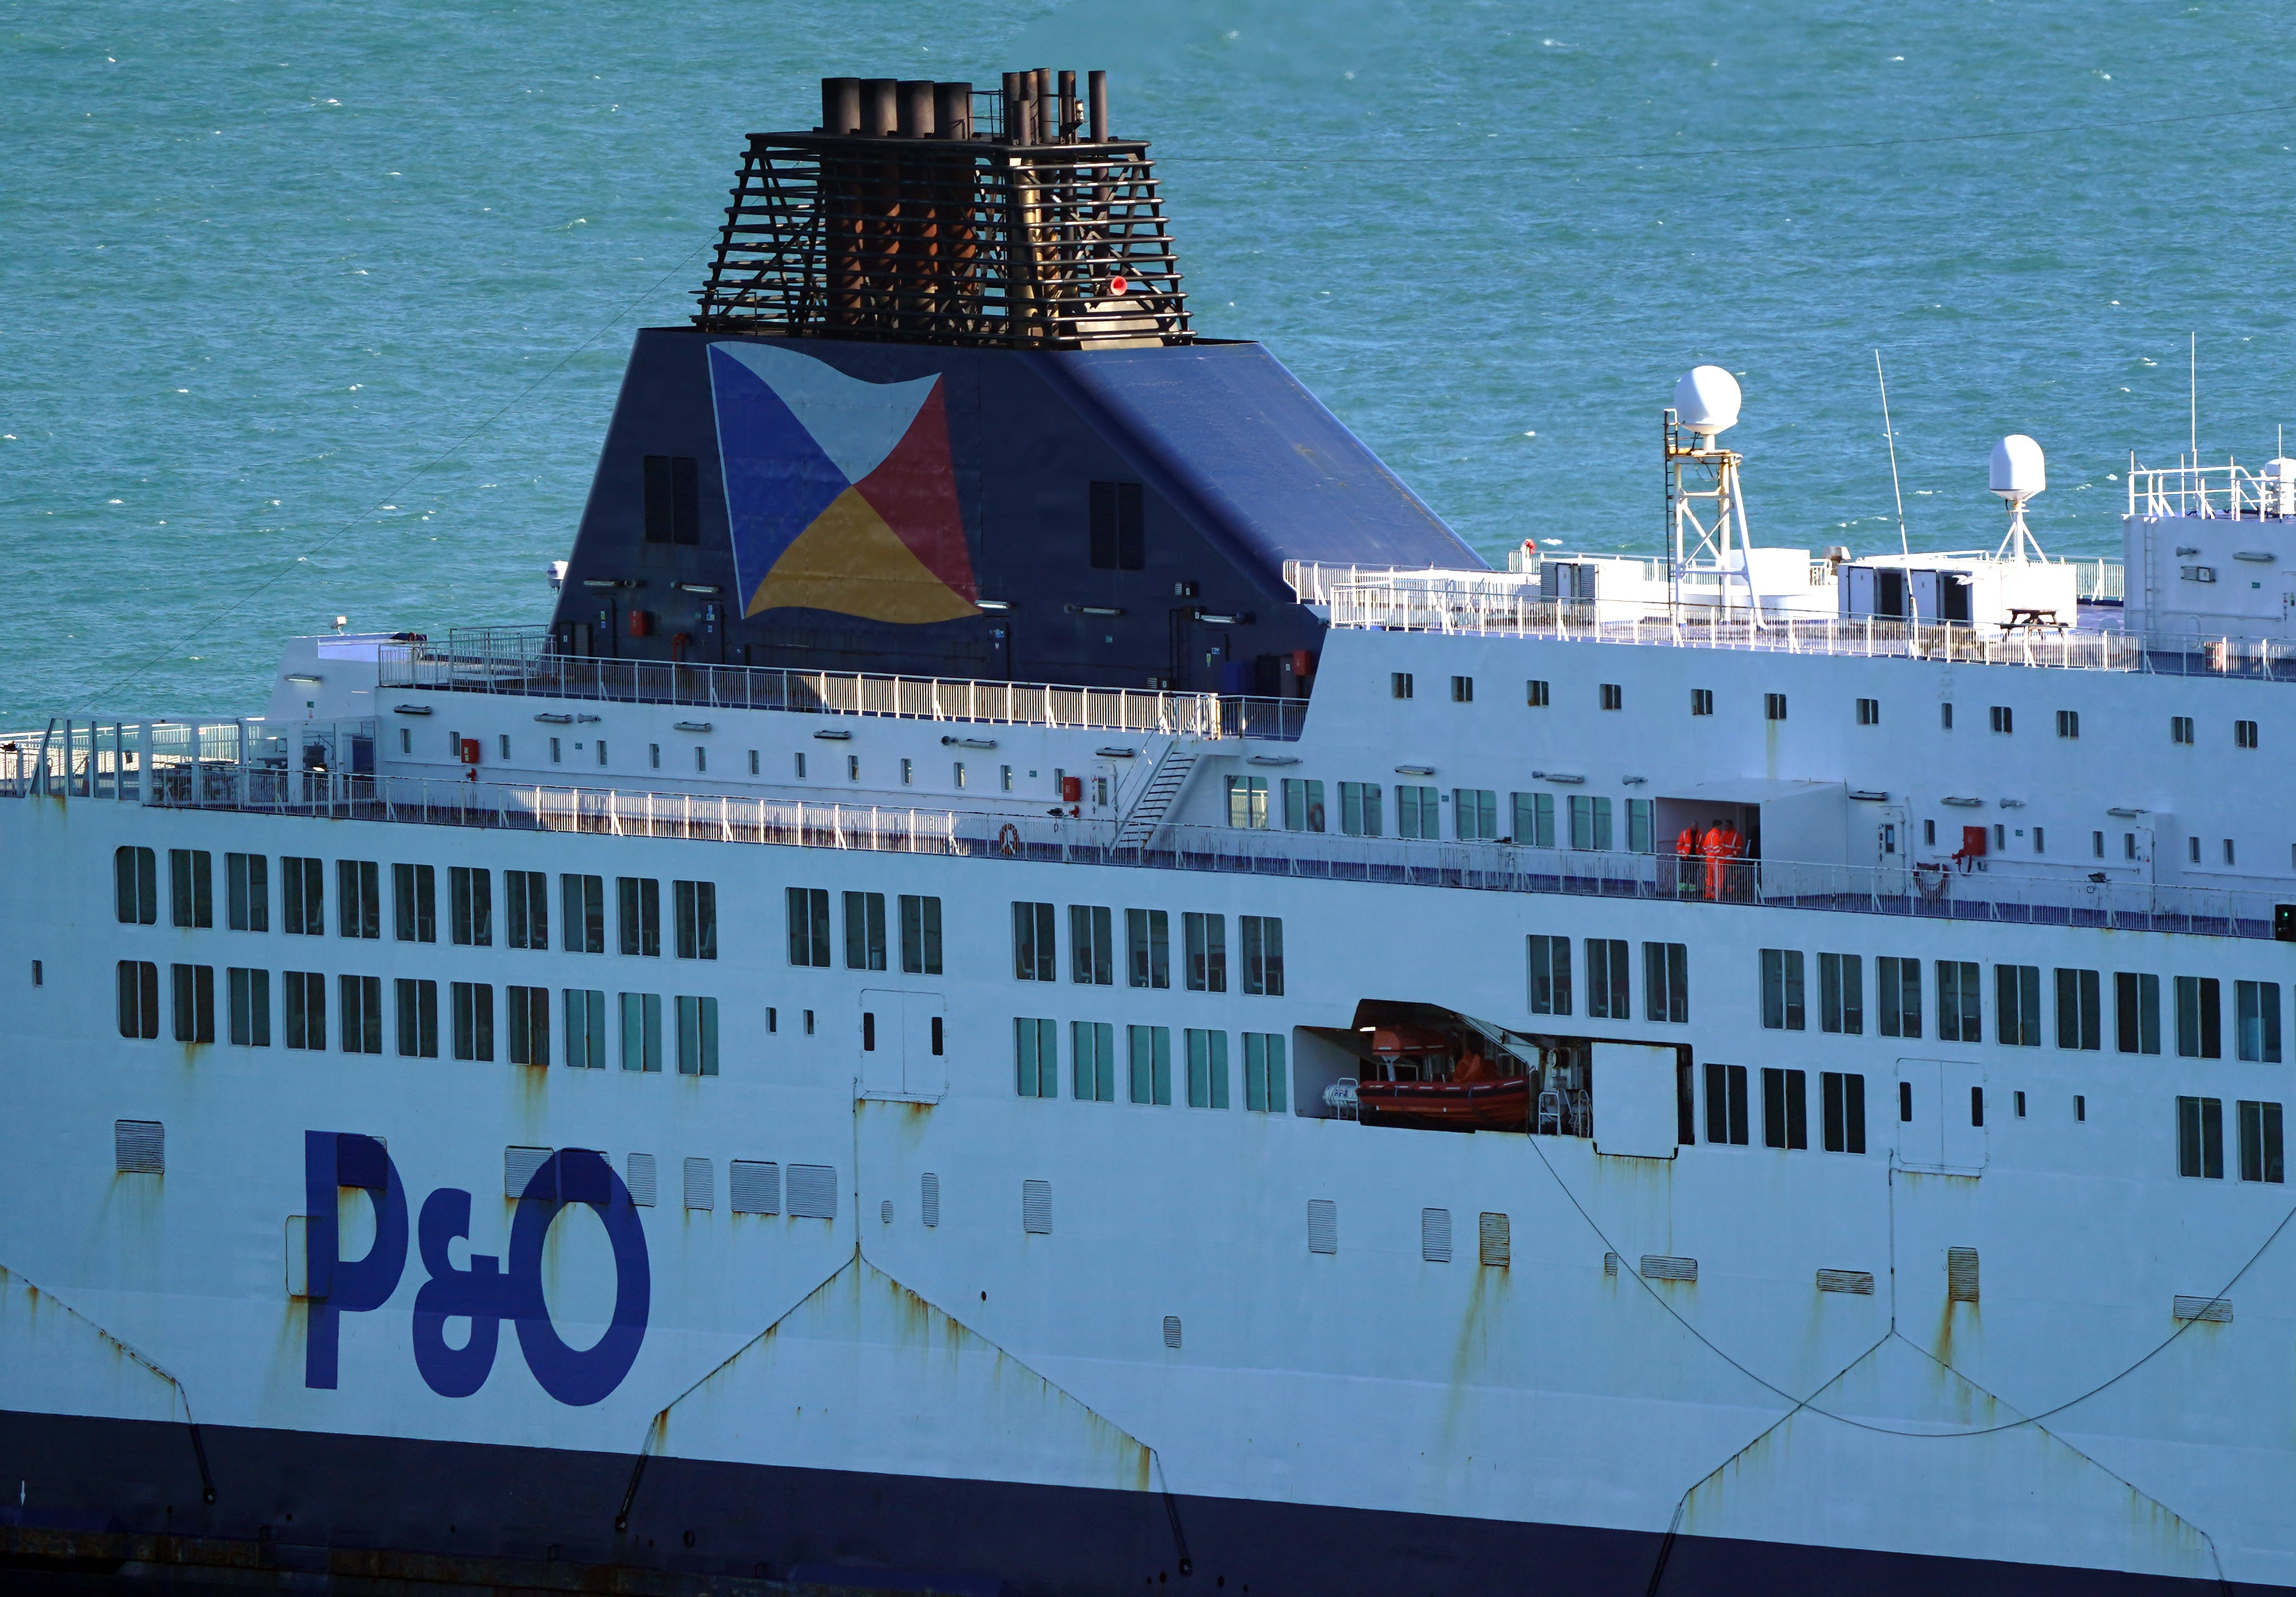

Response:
(1674, 824), (1699, 896)
(1718, 819), (1746, 900)
(1701, 819), (1728, 901)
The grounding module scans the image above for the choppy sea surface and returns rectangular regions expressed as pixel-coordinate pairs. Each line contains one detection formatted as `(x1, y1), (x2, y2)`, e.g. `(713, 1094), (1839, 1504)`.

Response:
(4, 0), (2293, 720)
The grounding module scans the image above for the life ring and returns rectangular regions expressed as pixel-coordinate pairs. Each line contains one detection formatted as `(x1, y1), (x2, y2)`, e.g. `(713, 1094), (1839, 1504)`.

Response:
(997, 822), (1022, 857)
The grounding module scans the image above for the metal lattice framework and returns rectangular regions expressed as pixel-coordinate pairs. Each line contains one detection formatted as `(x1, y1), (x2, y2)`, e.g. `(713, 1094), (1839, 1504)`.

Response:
(694, 132), (1190, 348)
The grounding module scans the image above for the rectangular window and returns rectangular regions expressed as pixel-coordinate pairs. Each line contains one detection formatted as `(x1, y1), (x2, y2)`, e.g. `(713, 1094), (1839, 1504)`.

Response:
(170, 963), (215, 1044)
(1877, 956), (1921, 1038)
(1128, 1025), (1173, 1105)
(1226, 775), (1269, 829)
(783, 887), (832, 968)
(1185, 1029), (1231, 1109)
(1012, 901), (1056, 981)
(1936, 960), (1982, 1043)
(1527, 679), (1550, 708)
(450, 866), (492, 946)
(1088, 480), (1144, 570)
(1014, 1017), (1060, 1098)
(1704, 1062), (1749, 1145)
(1282, 778), (1327, 832)
(2177, 975), (2223, 1059)
(2179, 1096), (2225, 1179)
(1856, 698), (1879, 726)
(1528, 934), (1572, 1016)
(2239, 1100), (2285, 1184)
(1453, 788), (1498, 841)
(2237, 718), (2260, 750)
(2238, 980), (2283, 1063)
(1691, 688), (1715, 717)
(898, 894), (942, 975)
(1821, 1072), (1867, 1154)
(339, 974), (383, 1055)
(641, 454), (700, 545)
(1185, 912), (1227, 993)
(676, 995), (719, 1076)
(1243, 1032), (1289, 1113)
(1762, 1067), (1808, 1150)
(169, 849), (214, 929)
(2172, 715), (2195, 745)
(1512, 791), (1555, 849)
(1072, 1020), (1116, 1102)
(225, 852), (267, 931)
(2057, 709), (2080, 739)
(1989, 705), (2013, 734)
(336, 860), (380, 940)
(227, 967), (270, 1047)
(115, 846), (157, 925)
(618, 877), (662, 957)
(1996, 964), (2042, 1047)
(1069, 905), (1114, 984)
(1127, 908), (1171, 989)
(506, 985), (550, 1066)
(1627, 797), (1654, 854)
(2055, 968), (2103, 1051)
(1941, 704), (1954, 730)
(281, 970), (324, 1050)
(1241, 915), (1285, 996)
(1600, 683), (1623, 711)
(391, 863), (436, 944)
(1396, 784), (1440, 840)
(1586, 938), (1629, 1020)
(1568, 794), (1614, 851)
(450, 981), (493, 1062)
(2116, 972), (2163, 1054)
(1643, 941), (1688, 1023)
(1449, 674), (1474, 703)
(1339, 781), (1384, 836)
(1760, 949), (1806, 1031)
(506, 870), (550, 950)
(1818, 953), (1864, 1035)
(1765, 693), (1787, 722)
(618, 991), (661, 1072)
(392, 976), (438, 1058)
(1392, 672), (1414, 699)
(843, 891), (888, 971)
(673, 881), (718, 960)
(563, 988), (608, 1069)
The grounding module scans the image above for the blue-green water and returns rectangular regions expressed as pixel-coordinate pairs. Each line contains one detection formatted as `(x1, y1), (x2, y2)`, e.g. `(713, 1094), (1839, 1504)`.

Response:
(6, 1), (2293, 718)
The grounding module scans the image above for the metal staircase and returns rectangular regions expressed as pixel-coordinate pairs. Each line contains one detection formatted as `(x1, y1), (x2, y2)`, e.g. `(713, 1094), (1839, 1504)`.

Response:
(1114, 746), (1198, 847)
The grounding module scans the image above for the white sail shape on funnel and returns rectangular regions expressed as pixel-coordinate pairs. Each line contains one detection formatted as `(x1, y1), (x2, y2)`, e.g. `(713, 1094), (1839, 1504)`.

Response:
(710, 343), (940, 484)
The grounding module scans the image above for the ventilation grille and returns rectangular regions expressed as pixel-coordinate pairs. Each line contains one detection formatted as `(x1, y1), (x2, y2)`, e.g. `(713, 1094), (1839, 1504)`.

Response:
(1640, 1254), (1698, 1283)
(1817, 1269), (1876, 1295)
(2173, 1294), (2233, 1324)
(626, 1152), (657, 1208)
(684, 1156), (715, 1211)
(1306, 1198), (1338, 1256)
(1162, 1314), (1182, 1350)
(730, 1160), (781, 1215)
(1604, 1251), (1619, 1277)
(880, 1199), (894, 1223)
(1947, 1246), (1979, 1303)
(505, 1145), (551, 1199)
(1478, 1211), (1511, 1268)
(921, 1171), (941, 1228)
(1022, 1178), (1053, 1234)
(114, 1120), (163, 1175)
(1421, 1207), (1453, 1264)
(788, 1163), (838, 1219)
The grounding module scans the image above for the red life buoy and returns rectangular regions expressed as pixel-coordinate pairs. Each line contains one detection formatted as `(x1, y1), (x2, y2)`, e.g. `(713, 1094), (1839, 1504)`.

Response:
(997, 822), (1022, 857)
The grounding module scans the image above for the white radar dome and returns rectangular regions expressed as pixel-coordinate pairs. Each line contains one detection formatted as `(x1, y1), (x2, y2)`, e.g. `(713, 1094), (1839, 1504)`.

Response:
(1990, 434), (2046, 501)
(1672, 366), (1742, 436)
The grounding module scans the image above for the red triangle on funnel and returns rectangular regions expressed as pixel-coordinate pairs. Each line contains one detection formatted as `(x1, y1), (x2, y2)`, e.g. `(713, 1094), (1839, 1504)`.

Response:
(851, 383), (977, 601)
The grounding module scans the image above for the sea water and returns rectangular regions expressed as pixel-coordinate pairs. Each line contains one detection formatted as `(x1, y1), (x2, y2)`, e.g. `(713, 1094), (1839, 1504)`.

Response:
(3, 0), (2291, 720)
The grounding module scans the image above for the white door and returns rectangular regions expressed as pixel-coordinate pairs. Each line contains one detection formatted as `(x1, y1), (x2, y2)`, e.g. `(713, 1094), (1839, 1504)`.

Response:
(1941, 1062), (1989, 1174)
(903, 992), (946, 1097)
(858, 990), (902, 1096)
(1896, 1058), (1986, 1174)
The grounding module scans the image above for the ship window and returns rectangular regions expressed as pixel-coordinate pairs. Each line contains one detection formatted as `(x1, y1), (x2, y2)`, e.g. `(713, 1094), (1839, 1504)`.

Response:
(794, 751), (805, 780)
(749, 750), (760, 776)
(1996, 964), (2042, 1047)
(340, 974), (384, 1055)
(2240, 1100), (2285, 1183)
(1691, 689), (1714, 717)
(649, 743), (661, 770)
(450, 867), (492, 946)
(2093, 831), (2105, 858)
(1186, 1029), (1230, 1108)
(597, 739), (608, 766)
(1015, 1018), (1059, 1097)
(1527, 679), (1550, 708)
(1923, 819), (1936, 847)
(498, 735), (511, 761)
(2179, 1096), (2225, 1179)
(1011, 901), (1055, 982)
(1240, 916), (1285, 996)
(1762, 1068), (1808, 1150)
(226, 853), (268, 932)
(1765, 693), (1787, 722)
(2176, 975), (2223, 1059)
(2076, 1094), (2086, 1121)
(444, 981), (489, 1061)
(844, 891), (888, 972)
(1989, 705), (2013, 734)
(1088, 481), (1144, 571)
(1627, 798), (1654, 854)
(1568, 794), (1613, 851)
(617, 877), (662, 957)
(2172, 716), (2195, 745)
(1391, 673), (1414, 700)
(1184, 912), (1228, 992)
(1940, 703), (1954, 730)
(507, 986), (550, 1066)
(2237, 980), (2282, 1063)
(1760, 949), (1806, 1031)
(1528, 936), (1572, 1016)
(1454, 788), (1498, 841)
(1821, 1072), (1867, 1153)
(2015, 1090), (2027, 1118)
(401, 728), (412, 754)
(900, 757), (912, 785)
(674, 880), (718, 960)
(228, 968), (271, 1047)
(1703, 1063), (1749, 1146)
(2187, 835), (2200, 864)
(551, 737), (561, 763)
(2035, 826), (2046, 854)
(1127, 908), (1171, 990)
(676, 995), (719, 1076)
(170, 963), (215, 1044)
(1072, 1021), (1116, 1101)
(1600, 683), (1623, 711)
(766, 1007), (776, 1034)
(393, 864), (436, 944)
(1227, 775), (1269, 829)
(1450, 675), (1474, 703)
(115, 846), (158, 926)
(2055, 968), (2102, 1051)
(1818, 953), (1863, 1035)
(1244, 1032), (1288, 1112)
(953, 761), (965, 788)
(2224, 838), (2237, 866)
(1000, 764), (1012, 792)
(2115, 972), (2162, 1055)
(1935, 960), (1982, 1043)
(555, 873), (597, 954)
(167, 849), (213, 929)
(1069, 905), (1114, 985)
(1395, 784), (1439, 840)
(696, 747), (708, 774)
(2237, 719), (2260, 750)
(1283, 778), (1327, 832)
(617, 992), (660, 1072)
(900, 894), (942, 975)
(1877, 956), (1922, 1038)
(1512, 792), (1554, 849)
(1856, 698), (1879, 726)
(1644, 942), (1688, 1023)
(564, 988), (608, 1069)
(395, 977), (439, 1058)
(2057, 709), (2080, 739)
(281, 971), (325, 1050)
(642, 455), (700, 546)
(336, 860), (380, 940)
(1586, 939), (1629, 1019)
(1128, 1025), (1174, 1105)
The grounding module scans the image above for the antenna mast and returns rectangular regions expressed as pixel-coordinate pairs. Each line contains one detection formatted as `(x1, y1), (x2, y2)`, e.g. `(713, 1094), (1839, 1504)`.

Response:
(1666, 366), (1760, 629)
(1874, 349), (1916, 624)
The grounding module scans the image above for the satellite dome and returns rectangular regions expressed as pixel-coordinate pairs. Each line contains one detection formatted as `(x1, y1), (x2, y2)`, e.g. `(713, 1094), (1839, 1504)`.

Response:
(1672, 366), (1742, 436)
(1990, 434), (2046, 501)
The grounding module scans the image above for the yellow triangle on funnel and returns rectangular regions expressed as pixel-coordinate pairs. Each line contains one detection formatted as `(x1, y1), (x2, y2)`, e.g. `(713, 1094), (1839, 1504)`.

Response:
(745, 484), (980, 625)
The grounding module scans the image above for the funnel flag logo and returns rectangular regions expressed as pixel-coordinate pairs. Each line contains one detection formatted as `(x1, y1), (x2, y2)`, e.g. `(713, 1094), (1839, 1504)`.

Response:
(707, 343), (978, 624)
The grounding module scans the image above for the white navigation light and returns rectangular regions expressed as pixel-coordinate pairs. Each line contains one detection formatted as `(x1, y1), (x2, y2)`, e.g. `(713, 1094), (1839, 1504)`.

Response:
(1990, 434), (2046, 502)
(1672, 366), (1742, 437)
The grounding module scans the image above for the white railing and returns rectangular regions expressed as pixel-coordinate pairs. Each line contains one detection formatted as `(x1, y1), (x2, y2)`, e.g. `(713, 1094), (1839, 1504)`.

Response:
(2130, 460), (2296, 520)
